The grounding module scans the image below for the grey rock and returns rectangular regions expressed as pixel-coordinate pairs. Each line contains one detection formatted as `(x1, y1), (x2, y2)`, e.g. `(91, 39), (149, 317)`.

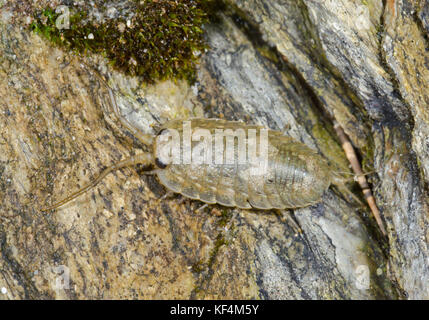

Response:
(1, 0), (427, 299)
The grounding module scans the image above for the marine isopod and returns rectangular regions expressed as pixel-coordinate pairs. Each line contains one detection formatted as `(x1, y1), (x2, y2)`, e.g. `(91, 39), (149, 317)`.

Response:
(42, 118), (343, 210)
(41, 67), (386, 235)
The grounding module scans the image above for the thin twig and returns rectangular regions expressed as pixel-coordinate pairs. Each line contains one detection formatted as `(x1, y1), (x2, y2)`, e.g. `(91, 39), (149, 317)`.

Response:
(333, 121), (387, 235)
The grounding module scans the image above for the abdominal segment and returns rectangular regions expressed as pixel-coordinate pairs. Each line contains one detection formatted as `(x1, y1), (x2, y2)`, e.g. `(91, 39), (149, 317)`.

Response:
(155, 119), (331, 209)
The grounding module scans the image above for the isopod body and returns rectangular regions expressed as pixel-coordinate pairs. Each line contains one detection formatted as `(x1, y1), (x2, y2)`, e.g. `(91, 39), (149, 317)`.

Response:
(154, 118), (336, 210)
(41, 66), (386, 235)
(42, 118), (340, 212)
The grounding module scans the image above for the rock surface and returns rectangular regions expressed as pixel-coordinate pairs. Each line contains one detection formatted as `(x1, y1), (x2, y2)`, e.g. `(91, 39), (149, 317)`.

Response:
(0, 0), (428, 299)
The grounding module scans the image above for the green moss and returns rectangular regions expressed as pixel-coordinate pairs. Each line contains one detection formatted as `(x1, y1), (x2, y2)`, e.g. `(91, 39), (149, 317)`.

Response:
(361, 141), (375, 174)
(30, 1), (220, 83)
(217, 208), (232, 227)
(311, 122), (350, 172)
(191, 259), (206, 273)
(207, 233), (229, 268)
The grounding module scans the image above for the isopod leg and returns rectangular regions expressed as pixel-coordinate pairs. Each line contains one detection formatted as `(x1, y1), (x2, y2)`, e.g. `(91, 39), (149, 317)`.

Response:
(333, 121), (387, 235)
(149, 190), (177, 208)
(276, 209), (303, 236)
(195, 203), (209, 212)
(41, 152), (154, 211)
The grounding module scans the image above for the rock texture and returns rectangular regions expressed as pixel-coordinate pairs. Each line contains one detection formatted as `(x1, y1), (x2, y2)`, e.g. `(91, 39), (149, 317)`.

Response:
(0, 0), (428, 299)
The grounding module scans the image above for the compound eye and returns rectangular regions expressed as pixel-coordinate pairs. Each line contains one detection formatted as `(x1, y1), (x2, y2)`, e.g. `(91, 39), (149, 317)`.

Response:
(155, 157), (168, 169)
(156, 128), (167, 136)
(155, 128), (174, 168)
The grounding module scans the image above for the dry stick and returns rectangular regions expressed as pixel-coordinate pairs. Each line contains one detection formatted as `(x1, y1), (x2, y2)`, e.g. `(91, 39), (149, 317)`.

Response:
(333, 121), (387, 236)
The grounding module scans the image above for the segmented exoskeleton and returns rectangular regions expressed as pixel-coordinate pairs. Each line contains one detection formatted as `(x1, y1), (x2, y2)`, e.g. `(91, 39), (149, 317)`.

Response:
(154, 118), (343, 210)
(41, 66), (386, 235)
(42, 117), (343, 209)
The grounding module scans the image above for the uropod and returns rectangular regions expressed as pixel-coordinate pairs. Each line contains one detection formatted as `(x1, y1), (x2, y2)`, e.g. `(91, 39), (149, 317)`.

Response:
(41, 66), (386, 235)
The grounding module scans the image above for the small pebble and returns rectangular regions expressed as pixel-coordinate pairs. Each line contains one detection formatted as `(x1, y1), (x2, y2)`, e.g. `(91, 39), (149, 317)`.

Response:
(88, 33), (94, 40)
(106, 7), (117, 18)
(103, 209), (113, 218)
(1, 287), (7, 294)
(129, 57), (137, 66)
(118, 22), (126, 33)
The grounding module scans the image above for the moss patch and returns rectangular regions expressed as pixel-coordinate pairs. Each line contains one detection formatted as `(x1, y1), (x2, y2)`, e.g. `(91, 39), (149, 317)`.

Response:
(207, 233), (229, 268)
(30, 1), (220, 83)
